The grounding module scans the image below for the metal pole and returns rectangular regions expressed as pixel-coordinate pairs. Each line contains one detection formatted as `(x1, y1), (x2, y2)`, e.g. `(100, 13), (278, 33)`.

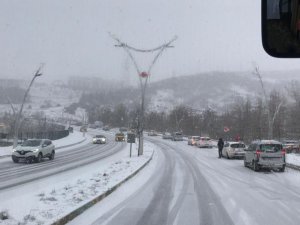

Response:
(13, 66), (43, 148)
(130, 143), (132, 157)
(110, 34), (177, 155)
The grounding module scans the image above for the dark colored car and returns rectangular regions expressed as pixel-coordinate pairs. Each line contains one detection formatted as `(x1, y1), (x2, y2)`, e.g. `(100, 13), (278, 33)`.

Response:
(115, 133), (125, 142)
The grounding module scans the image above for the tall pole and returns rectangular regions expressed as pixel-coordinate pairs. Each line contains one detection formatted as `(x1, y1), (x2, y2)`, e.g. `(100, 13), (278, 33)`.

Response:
(110, 34), (177, 155)
(13, 66), (43, 148)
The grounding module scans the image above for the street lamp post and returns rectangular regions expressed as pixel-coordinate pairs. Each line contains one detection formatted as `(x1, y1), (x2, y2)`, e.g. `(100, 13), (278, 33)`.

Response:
(13, 66), (43, 148)
(111, 34), (177, 155)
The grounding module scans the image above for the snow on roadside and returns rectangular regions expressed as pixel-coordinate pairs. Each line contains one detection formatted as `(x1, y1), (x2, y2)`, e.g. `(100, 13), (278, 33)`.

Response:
(286, 153), (300, 167)
(0, 142), (154, 225)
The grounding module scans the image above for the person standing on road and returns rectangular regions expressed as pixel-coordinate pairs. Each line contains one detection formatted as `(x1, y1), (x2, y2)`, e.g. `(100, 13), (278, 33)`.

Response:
(217, 138), (224, 158)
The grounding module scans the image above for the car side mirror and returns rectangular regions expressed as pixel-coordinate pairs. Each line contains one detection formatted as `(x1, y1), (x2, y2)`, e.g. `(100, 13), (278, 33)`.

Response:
(262, 0), (300, 57)
(42, 144), (47, 148)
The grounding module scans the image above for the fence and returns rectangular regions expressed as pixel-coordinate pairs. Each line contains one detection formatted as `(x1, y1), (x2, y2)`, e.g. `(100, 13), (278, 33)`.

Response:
(18, 130), (70, 140)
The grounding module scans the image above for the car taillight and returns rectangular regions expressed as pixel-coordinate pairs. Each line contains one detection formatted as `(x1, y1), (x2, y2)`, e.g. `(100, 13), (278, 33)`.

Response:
(256, 150), (261, 158)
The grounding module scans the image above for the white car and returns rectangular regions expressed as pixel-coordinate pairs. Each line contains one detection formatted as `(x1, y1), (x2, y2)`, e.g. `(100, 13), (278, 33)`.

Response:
(92, 135), (107, 144)
(222, 141), (246, 159)
(12, 139), (55, 163)
(162, 132), (172, 139)
(196, 137), (213, 148)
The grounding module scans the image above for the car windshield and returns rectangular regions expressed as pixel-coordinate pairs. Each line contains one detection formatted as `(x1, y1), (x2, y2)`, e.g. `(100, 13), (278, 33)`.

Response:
(230, 143), (245, 148)
(22, 140), (42, 147)
(260, 144), (282, 152)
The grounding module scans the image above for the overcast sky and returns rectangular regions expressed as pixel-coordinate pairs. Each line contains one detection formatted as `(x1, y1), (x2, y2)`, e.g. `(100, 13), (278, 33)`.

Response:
(1, 0), (300, 83)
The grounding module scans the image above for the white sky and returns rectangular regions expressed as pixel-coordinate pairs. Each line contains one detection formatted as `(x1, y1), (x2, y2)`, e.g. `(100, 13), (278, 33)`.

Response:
(0, 0), (300, 83)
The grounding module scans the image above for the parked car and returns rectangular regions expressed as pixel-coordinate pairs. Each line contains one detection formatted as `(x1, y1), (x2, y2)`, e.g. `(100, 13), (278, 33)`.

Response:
(282, 140), (300, 153)
(196, 137), (213, 148)
(148, 130), (158, 136)
(222, 141), (246, 159)
(188, 136), (200, 146)
(12, 139), (55, 163)
(92, 135), (107, 144)
(115, 133), (125, 142)
(244, 140), (286, 172)
(162, 132), (172, 139)
(172, 132), (183, 141)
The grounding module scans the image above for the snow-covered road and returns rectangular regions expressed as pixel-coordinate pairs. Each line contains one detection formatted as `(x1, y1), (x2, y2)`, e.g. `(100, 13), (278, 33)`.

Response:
(0, 132), (125, 190)
(69, 137), (300, 225)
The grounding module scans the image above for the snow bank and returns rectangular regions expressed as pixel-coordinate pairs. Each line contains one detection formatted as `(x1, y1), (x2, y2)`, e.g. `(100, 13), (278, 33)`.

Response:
(0, 142), (154, 225)
(286, 153), (300, 167)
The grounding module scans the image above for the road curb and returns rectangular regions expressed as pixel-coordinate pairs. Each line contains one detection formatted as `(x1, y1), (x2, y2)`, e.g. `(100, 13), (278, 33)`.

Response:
(0, 138), (87, 159)
(286, 163), (300, 171)
(51, 151), (154, 225)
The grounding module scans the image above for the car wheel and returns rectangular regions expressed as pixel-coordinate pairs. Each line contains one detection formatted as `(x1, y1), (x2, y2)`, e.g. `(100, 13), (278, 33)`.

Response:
(253, 161), (259, 172)
(35, 153), (42, 163)
(279, 165), (285, 172)
(12, 156), (19, 163)
(49, 151), (55, 160)
(244, 158), (248, 167)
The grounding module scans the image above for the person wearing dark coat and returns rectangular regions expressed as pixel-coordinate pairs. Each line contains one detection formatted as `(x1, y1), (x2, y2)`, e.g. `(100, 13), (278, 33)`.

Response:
(217, 138), (224, 158)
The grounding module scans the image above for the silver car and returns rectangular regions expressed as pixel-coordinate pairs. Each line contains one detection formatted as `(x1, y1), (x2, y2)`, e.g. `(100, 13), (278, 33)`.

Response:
(172, 132), (183, 141)
(12, 139), (55, 163)
(222, 142), (246, 159)
(244, 140), (286, 172)
(162, 132), (172, 139)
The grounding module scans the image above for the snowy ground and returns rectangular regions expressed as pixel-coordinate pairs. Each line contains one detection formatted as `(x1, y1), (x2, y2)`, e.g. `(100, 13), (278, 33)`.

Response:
(286, 153), (300, 167)
(0, 142), (154, 225)
(0, 130), (91, 158)
(70, 137), (300, 225)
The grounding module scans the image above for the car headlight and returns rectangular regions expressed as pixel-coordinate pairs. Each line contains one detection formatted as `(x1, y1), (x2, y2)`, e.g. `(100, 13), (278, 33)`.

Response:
(12, 148), (16, 152)
(33, 148), (39, 152)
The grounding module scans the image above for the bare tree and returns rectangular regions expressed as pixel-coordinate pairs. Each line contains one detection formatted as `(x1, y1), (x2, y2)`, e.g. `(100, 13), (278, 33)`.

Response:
(253, 65), (283, 139)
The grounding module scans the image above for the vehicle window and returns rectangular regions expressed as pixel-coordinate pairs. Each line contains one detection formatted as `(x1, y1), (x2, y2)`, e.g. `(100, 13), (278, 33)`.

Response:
(224, 143), (229, 147)
(230, 144), (245, 148)
(22, 140), (42, 147)
(248, 144), (256, 151)
(260, 144), (282, 152)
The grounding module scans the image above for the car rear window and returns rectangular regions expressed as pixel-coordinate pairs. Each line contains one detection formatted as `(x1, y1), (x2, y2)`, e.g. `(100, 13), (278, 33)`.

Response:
(230, 143), (245, 148)
(201, 138), (210, 141)
(259, 144), (282, 152)
(193, 137), (200, 140)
